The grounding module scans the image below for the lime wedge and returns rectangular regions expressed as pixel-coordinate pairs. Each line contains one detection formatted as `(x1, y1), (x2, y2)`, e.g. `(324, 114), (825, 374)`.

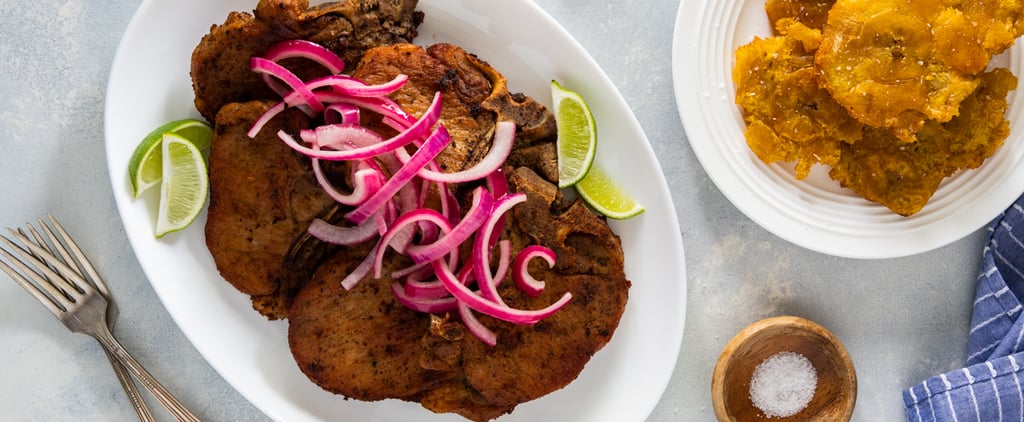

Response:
(128, 118), (212, 198)
(551, 80), (597, 188)
(155, 133), (209, 238)
(575, 165), (645, 219)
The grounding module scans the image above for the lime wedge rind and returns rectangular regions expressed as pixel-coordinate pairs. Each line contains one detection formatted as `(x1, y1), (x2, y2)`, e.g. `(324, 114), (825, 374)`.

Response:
(154, 133), (209, 238)
(574, 165), (645, 220)
(129, 118), (212, 198)
(551, 80), (598, 189)
(129, 140), (164, 198)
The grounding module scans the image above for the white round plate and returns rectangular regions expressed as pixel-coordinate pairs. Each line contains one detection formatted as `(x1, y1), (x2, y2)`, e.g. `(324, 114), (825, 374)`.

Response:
(672, 0), (1024, 259)
(105, 0), (687, 420)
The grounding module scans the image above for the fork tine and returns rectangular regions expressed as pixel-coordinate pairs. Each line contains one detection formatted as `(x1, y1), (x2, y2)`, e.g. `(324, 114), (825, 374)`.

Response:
(22, 226), (85, 301)
(24, 226), (56, 263)
(5, 228), (93, 297)
(27, 223), (82, 280)
(0, 257), (66, 316)
(16, 224), (94, 314)
(0, 239), (72, 315)
(10, 228), (72, 296)
(44, 215), (109, 298)
(16, 227), (86, 309)
(0, 234), (74, 298)
(28, 220), (118, 314)
(1, 230), (100, 314)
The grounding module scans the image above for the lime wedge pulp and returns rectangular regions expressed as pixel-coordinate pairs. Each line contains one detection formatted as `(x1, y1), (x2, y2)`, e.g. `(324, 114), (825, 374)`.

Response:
(155, 133), (209, 238)
(574, 165), (645, 220)
(551, 80), (597, 188)
(128, 118), (212, 198)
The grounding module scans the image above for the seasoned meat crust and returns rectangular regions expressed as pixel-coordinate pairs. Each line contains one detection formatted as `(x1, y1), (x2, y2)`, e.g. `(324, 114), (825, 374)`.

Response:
(203, 41), (554, 319)
(286, 245), (455, 401)
(197, 0), (422, 319)
(423, 167), (629, 420)
(204, 101), (338, 319)
(288, 167), (630, 422)
(352, 43), (500, 176)
(190, 0), (423, 122)
(352, 42), (559, 182)
(287, 42), (629, 421)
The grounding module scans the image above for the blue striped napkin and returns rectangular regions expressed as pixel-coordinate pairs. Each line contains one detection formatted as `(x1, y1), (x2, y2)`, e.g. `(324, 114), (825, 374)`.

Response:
(903, 196), (1024, 421)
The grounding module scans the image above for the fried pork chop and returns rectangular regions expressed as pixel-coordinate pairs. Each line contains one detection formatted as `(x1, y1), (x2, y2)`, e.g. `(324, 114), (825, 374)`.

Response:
(352, 42), (559, 182)
(202, 40), (557, 318)
(197, 4), (629, 419)
(197, 0), (422, 319)
(289, 167), (630, 421)
(205, 101), (342, 319)
(190, 0), (423, 122)
(420, 167), (629, 419)
(285, 43), (629, 420)
(286, 244), (449, 401)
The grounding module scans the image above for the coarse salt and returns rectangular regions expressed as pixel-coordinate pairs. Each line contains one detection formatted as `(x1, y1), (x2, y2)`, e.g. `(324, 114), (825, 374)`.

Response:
(749, 351), (817, 418)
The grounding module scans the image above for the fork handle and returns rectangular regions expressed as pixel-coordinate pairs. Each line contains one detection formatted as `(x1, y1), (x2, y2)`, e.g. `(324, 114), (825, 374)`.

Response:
(90, 326), (202, 422)
(104, 348), (157, 422)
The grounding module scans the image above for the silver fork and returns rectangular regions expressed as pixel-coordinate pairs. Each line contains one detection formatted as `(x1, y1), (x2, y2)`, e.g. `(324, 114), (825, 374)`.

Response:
(20, 217), (156, 422)
(0, 216), (200, 422)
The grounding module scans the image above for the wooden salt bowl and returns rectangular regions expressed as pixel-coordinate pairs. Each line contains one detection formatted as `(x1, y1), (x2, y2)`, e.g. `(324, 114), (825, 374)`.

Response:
(711, 316), (857, 421)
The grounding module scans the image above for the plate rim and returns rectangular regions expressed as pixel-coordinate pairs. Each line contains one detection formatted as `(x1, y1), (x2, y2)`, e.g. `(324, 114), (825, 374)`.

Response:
(104, 0), (688, 420)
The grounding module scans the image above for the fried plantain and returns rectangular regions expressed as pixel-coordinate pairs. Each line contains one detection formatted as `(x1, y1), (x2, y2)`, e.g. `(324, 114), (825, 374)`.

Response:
(934, 0), (1024, 72)
(736, 0), (1022, 215)
(765, 0), (835, 30)
(816, 0), (1024, 140)
(828, 69), (1017, 216)
(733, 21), (862, 179)
(815, 0), (982, 140)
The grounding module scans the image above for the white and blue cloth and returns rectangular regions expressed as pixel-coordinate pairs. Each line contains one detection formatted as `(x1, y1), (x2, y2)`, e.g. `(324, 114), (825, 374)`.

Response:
(904, 196), (1024, 421)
